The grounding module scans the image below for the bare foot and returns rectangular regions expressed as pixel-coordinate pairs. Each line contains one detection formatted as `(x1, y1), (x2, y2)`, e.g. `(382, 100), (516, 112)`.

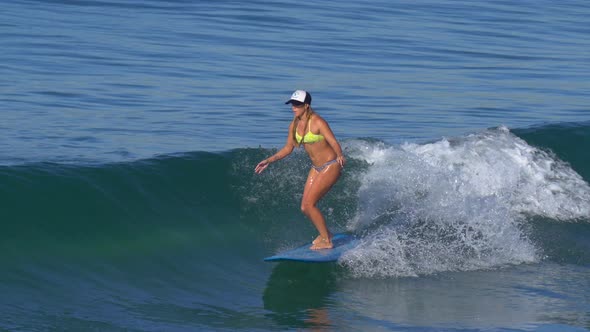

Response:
(310, 237), (333, 250)
(312, 232), (332, 245)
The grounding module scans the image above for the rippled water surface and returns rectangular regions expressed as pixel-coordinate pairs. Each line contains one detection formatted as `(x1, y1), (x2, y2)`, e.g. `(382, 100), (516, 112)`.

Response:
(2, 0), (589, 163)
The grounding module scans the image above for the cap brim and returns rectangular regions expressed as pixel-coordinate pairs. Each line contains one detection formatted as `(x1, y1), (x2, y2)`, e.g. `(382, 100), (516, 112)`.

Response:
(285, 99), (304, 105)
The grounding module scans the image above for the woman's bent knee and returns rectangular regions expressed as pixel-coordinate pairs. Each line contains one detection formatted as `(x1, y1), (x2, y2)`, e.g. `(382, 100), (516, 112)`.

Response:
(300, 203), (308, 215)
(300, 202), (316, 215)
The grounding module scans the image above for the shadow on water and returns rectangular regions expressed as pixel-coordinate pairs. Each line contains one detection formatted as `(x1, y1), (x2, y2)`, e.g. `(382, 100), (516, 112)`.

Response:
(263, 262), (342, 330)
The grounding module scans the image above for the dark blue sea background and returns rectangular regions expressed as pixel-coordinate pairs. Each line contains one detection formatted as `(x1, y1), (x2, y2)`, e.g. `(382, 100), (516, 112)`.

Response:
(2, 1), (590, 331)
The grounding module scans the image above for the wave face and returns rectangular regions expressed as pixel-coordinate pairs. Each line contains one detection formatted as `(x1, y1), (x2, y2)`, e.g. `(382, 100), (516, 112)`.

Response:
(0, 152), (242, 262)
(1, 124), (589, 281)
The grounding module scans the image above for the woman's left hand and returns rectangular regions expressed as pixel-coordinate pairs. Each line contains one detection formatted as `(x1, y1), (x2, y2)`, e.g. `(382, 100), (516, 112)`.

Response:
(337, 155), (346, 168)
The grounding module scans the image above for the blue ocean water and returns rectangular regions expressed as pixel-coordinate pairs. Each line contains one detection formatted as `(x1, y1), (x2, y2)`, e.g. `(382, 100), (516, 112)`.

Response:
(3, 0), (589, 163)
(1, 1), (590, 331)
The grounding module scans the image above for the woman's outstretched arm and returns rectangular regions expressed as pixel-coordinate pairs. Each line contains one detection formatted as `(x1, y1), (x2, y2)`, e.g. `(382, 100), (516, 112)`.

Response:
(255, 121), (296, 174)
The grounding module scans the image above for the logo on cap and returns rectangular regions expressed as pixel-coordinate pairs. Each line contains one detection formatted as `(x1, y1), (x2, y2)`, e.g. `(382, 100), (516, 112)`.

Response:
(286, 90), (311, 104)
(292, 90), (305, 101)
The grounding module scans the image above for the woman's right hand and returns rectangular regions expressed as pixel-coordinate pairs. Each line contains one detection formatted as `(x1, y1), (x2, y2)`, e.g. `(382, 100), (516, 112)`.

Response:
(255, 160), (269, 174)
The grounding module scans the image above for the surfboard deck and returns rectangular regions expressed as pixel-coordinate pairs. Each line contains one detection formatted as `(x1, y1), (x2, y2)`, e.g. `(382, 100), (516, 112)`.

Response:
(264, 233), (358, 263)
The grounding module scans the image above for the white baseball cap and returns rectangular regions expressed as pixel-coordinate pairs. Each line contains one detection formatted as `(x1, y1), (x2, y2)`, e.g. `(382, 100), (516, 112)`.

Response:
(285, 90), (312, 105)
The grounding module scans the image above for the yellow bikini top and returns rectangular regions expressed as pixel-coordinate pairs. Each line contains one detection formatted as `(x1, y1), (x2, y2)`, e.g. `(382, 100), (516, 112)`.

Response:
(296, 116), (324, 144)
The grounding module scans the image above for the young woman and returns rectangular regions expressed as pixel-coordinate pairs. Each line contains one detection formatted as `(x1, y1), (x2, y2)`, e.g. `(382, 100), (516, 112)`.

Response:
(255, 90), (346, 250)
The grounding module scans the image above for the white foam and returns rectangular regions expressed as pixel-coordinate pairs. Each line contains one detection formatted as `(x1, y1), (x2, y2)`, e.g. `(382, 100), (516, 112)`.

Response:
(341, 128), (590, 278)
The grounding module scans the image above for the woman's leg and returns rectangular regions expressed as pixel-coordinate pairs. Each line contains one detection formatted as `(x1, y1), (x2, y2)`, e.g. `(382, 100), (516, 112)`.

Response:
(301, 163), (341, 249)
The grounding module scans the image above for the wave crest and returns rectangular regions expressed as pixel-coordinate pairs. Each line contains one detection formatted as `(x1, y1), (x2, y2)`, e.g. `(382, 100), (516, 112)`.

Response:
(341, 127), (590, 277)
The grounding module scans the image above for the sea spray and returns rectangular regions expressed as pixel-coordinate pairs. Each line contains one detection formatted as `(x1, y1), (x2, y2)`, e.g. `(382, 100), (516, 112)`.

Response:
(340, 127), (590, 278)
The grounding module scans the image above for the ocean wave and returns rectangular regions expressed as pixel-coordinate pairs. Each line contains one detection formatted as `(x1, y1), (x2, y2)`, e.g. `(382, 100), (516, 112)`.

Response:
(339, 126), (590, 278)
(1, 123), (589, 277)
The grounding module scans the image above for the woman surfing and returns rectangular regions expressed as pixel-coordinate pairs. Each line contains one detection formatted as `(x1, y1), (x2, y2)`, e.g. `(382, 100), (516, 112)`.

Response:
(255, 90), (345, 250)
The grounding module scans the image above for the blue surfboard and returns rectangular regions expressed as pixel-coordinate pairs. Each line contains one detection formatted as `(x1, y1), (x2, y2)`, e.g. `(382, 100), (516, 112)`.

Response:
(264, 233), (358, 263)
